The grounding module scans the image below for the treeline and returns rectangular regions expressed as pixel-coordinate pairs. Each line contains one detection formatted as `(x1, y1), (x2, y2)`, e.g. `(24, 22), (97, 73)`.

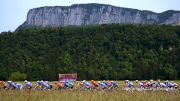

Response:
(0, 24), (180, 80)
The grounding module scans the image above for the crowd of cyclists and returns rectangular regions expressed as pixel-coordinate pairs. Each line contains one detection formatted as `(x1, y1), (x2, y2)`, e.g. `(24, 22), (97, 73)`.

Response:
(0, 79), (178, 92)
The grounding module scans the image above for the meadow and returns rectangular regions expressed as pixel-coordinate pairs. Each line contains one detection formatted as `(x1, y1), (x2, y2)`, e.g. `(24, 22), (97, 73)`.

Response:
(0, 81), (179, 101)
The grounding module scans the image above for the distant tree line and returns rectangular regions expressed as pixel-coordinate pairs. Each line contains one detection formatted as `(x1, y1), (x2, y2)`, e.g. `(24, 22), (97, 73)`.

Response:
(0, 24), (180, 80)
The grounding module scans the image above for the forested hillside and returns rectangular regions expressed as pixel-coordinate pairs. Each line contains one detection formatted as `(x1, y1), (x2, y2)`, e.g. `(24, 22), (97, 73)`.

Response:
(1, 24), (180, 80)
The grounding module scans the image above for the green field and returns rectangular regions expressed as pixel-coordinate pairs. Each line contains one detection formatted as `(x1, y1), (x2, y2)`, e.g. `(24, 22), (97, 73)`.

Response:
(0, 81), (179, 101)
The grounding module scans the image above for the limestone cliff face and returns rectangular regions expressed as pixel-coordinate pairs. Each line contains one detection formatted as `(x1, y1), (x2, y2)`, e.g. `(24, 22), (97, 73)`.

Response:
(18, 4), (180, 29)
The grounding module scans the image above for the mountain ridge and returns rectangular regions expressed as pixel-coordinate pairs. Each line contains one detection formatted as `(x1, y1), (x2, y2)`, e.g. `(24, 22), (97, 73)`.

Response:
(17, 3), (180, 30)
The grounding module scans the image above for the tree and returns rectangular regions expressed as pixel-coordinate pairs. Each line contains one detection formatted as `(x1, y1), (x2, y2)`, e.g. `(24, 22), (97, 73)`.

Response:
(0, 69), (8, 80)
(0, 24), (180, 80)
(164, 64), (177, 80)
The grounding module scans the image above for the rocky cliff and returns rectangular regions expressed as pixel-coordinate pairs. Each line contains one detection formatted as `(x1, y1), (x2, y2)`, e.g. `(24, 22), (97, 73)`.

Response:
(17, 3), (180, 29)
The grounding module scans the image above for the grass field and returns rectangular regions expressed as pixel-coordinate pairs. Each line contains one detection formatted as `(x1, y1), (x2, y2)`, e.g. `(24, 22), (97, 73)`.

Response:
(0, 81), (179, 101)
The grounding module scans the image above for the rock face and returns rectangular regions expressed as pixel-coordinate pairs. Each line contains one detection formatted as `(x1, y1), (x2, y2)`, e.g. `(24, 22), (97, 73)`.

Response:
(18, 3), (180, 29)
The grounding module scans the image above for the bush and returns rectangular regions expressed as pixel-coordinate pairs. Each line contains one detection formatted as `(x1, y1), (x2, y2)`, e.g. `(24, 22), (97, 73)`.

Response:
(9, 71), (27, 81)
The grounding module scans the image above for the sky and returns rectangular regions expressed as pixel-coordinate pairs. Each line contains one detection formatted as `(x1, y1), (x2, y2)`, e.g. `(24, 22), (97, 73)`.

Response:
(0, 0), (180, 32)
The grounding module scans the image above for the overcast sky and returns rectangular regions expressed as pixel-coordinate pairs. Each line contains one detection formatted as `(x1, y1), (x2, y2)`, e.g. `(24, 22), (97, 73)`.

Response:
(0, 0), (180, 32)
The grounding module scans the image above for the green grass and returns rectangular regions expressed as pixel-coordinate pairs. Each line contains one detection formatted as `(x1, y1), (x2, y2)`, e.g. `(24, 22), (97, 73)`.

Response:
(0, 81), (179, 101)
